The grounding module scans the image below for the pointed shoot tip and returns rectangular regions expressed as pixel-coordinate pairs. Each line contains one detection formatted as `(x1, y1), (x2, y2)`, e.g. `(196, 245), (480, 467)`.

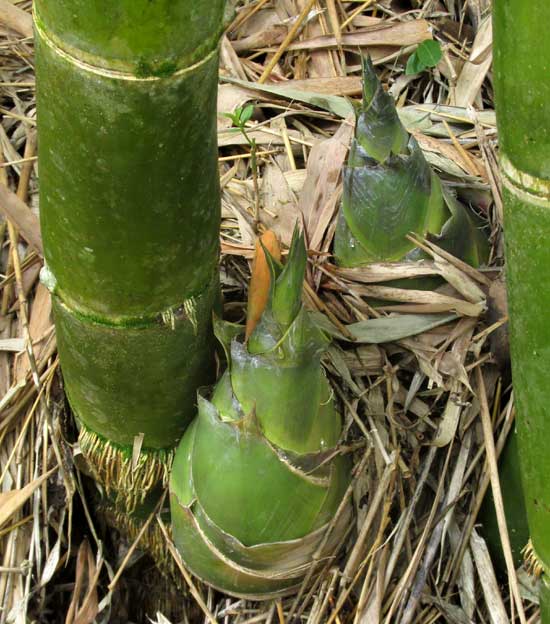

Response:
(245, 230), (281, 339)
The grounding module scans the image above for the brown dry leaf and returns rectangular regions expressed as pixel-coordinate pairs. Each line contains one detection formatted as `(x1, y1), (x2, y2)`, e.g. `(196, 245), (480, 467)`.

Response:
(298, 120), (353, 250)
(0, 184), (43, 255)
(454, 16), (493, 107)
(232, 23), (288, 53)
(302, 6), (336, 81)
(232, 8), (287, 52)
(246, 231), (281, 339)
(328, 283), (485, 317)
(433, 322), (475, 444)
(14, 283), (53, 382)
(220, 36), (247, 80)
(225, 75), (362, 99)
(0, 467), (55, 528)
(0, 0), (32, 38)
(432, 390), (463, 448)
(331, 262), (439, 284)
(219, 125), (303, 148)
(470, 529), (509, 624)
(0, 315), (11, 397)
(262, 160), (300, 245)
(413, 132), (485, 178)
(220, 240), (254, 259)
(288, 20), (432, 52)
(285, 76), (362, 96)
(65, 540), (100, 624)
(434, 257), (486, 304)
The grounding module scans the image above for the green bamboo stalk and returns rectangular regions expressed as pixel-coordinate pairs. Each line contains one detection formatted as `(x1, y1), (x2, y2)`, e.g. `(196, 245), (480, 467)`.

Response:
(170, 230), (351, 598)
(35, 1), (226, 510)
(493, 0), (550, 615)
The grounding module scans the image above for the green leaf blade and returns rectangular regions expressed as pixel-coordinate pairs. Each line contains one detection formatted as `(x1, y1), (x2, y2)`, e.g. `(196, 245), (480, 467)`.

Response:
(406, 40), (442, 75)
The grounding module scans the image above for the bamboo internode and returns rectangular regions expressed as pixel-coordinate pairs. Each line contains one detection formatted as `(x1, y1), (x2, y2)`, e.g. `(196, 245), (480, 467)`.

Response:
(494, 0), (550, 617)
(35, 0), (225, 508)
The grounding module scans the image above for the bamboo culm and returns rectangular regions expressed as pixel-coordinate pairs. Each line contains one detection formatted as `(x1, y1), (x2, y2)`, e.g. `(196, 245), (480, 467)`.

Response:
(493, 0), (550, 616)
(35, 0), (226, 510)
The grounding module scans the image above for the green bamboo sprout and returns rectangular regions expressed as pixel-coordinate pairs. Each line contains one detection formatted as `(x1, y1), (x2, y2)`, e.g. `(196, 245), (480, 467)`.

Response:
(493, 0), (550, 616)
(169, 230), (351, 599)
(334, 57), (487, 270)
(35, 0), (226, 510)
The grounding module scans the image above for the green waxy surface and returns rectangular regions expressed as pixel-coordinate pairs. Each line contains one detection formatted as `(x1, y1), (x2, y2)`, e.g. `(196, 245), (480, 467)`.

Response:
(340, 136), (441, 262)
(169, 230), (350, 597)
(356, 57), (408, 163)
(36, 29), (220, 320)
(334, 56), (488, 271)
(170, 418), (328, 597)
(53, 283), (217, 449)
(493, 1), (550, 180)
(193, 500), (325, 573)
(493, 5), (550, 603)
(502, 187), (550, 573)
(34, 0), (226, 74)
(192, 397), (330, 546)
(36, 0), (224, 512)
(229, 338), (340, 455)
(170, 495), (301, 598)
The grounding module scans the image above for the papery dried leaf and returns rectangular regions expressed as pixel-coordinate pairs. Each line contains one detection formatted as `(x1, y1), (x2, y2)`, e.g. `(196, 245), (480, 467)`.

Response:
(0, 468), (55, 528)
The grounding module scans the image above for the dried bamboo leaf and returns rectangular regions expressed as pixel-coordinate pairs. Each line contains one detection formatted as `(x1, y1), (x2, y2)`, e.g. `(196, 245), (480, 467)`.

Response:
(312, 311), (458, 344)
(0, 184), (43, 255)
(470, 529), (509, 624)
(0, 0), (32, 38)
(0, 468), (55, 528)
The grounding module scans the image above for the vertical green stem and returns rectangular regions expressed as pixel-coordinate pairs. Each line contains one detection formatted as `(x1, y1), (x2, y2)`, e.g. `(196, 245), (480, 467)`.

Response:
(35, 1), (225, 508)
(542, 581), (550, 622)
(494, 1), (550, 615)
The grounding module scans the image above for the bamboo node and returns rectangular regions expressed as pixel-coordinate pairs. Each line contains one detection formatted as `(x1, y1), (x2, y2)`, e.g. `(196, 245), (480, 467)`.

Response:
(161, 307), (176, 331)
(102, 505), (180, 583)
(522, 539), (550, 580)
(79, 425), (174, 513)
(500, 153), (550, 208)
(34, 14), (219, 83)
(183, 297), (199, 335)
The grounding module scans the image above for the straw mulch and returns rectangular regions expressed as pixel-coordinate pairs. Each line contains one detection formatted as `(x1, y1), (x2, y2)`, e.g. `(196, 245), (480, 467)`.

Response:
(0, 1), (540, 622)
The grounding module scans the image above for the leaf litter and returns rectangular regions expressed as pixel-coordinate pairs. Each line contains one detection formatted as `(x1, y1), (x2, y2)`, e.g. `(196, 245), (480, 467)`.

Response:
(0, 0), (537, 622)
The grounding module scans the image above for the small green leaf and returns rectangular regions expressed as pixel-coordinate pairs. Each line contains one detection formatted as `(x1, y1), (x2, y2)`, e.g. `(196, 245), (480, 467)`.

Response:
(417, 40), (443, 67)
(406, 40), (442, 75)
(240, 104), (254, 124)
(405, 53), (425, 76)
(222, 111), (241, 126)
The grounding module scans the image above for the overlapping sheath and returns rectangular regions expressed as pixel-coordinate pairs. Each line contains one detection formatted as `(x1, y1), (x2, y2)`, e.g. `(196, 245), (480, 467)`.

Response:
(334, 57), (487, 271)
(170, 231), (351, 598)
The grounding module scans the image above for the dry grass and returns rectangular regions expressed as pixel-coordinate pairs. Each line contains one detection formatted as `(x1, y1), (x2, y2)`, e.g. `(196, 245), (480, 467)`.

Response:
(0, 0), (541, 622)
